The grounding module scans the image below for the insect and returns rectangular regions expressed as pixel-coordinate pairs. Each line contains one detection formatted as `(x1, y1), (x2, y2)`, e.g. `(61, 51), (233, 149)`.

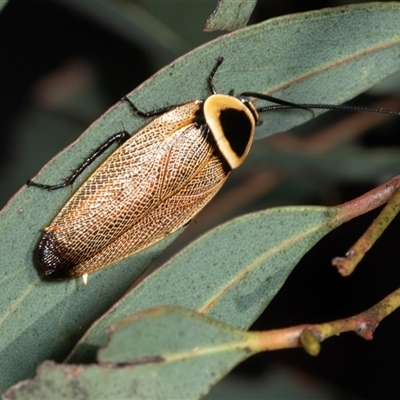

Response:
(28, 57), (400, 279)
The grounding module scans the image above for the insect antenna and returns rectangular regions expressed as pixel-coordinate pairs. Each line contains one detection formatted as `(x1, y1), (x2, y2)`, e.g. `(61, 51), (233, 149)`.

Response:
(240, 91), (315, 125)
(241, 91), (400, 117)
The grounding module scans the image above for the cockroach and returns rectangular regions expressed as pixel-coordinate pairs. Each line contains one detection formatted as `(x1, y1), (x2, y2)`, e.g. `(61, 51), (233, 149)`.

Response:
(28, 57), (400, 279)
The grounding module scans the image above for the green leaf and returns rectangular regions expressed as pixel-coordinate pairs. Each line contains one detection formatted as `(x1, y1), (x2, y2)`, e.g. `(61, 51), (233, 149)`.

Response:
(2, 2), (400, 390)
(4, 307), (259, 400)
(68, 206), (338, 363)
(0, 211), (183, 392)
(204, 0), (257, 31)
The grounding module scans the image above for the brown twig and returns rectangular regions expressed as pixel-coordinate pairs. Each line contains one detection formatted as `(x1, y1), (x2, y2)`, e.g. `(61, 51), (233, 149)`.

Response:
(333, 188), (400, 275)
(333, 175), (400, 224)
(253, 286), (400, 355)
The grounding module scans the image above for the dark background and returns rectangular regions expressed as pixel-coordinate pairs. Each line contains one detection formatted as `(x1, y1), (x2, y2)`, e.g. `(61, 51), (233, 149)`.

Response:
(1, 1), (400, 398)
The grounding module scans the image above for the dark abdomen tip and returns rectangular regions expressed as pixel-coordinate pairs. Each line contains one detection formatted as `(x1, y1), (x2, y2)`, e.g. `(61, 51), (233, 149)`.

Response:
(38, 231), (76, 279)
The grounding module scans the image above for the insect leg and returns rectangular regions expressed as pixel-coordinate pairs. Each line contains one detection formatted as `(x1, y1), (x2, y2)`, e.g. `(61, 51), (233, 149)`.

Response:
(208, 57), (224, 95)
(27, 131), (131, 190)
(122, 57), (226, 117)
(122, 96), (178, 117)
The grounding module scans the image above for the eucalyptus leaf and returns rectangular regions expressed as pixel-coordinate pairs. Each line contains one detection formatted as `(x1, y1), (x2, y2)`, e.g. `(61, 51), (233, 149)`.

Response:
(68, 206), (338, 363)
(4, 307), (259, 400)
(0, 215), (183, 392)
(205, 0), (257, 31)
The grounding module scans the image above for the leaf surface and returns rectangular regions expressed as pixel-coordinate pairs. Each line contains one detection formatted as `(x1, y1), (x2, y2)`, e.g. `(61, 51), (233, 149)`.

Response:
(204, 0), (257, 31)
(68, 206), (338, 363)
(4, 307), (259, 400)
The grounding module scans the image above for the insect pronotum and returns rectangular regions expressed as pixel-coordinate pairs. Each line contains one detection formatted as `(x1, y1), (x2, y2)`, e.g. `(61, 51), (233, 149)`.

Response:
(28, 57), (400, 279)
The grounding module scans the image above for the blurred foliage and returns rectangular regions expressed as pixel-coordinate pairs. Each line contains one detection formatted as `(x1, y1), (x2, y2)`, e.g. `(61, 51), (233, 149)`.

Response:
(1, 1), (400, 399)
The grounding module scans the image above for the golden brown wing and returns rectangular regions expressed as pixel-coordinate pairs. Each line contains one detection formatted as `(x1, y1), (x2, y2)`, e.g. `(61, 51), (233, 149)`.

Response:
(71, 155), (228, 276)
(39, 101), (229, 277)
